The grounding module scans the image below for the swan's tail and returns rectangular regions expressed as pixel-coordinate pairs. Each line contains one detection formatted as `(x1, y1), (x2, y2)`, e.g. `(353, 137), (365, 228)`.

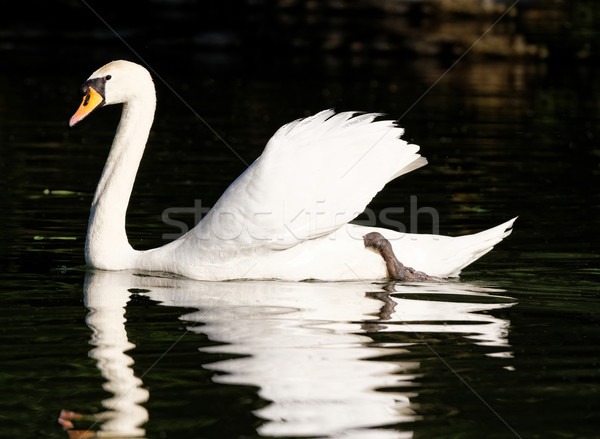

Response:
(388, 217), (517, 278)
(438, 217), (517, 277)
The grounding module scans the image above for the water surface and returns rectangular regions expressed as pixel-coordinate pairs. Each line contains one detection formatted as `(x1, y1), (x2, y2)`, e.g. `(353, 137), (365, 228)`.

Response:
(1, 3), (599, 438)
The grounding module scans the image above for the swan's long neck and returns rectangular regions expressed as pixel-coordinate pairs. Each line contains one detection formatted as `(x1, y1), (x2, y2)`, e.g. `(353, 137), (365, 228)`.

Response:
(85, 89), (156, 269)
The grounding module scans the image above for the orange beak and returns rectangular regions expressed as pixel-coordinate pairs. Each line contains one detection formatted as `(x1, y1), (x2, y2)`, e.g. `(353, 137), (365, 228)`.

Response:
(69, 87), (104, 127)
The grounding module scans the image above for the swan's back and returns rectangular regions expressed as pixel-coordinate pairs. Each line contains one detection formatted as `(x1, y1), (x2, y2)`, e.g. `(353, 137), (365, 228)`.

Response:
(140, 110), (515, 281)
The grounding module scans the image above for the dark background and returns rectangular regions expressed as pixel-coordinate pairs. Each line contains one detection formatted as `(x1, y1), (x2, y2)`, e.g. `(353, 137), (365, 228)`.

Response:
(2, 0), (599, 83)
(3, 0), (599, 62)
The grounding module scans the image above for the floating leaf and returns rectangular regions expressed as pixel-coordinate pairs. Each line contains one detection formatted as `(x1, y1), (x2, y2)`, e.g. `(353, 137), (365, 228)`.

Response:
(33, 236), (77, 241)
(42, 189), (85, 196)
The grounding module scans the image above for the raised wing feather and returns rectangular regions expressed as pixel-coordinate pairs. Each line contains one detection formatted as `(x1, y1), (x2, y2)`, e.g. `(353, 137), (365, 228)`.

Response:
(188, 110), (426, 251)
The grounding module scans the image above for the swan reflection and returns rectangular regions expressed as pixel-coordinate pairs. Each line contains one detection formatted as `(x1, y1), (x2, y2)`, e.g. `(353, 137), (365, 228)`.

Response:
(65, 270), (515, 438)
(84, 272), (150, 437)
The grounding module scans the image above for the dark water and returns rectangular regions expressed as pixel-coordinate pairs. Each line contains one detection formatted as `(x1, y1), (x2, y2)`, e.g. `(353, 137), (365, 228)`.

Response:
(1, 2), (600, 438)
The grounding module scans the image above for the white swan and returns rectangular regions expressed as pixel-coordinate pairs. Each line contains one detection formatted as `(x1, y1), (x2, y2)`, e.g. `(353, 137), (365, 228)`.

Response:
(69, 60), (515, 281)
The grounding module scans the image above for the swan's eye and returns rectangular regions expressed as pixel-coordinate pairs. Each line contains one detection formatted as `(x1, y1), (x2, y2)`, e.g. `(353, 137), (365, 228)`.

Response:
(105, 75), (112, 81)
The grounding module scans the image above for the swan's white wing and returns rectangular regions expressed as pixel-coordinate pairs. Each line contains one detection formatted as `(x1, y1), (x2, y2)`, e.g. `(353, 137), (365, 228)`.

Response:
(187, 110), (426, 252)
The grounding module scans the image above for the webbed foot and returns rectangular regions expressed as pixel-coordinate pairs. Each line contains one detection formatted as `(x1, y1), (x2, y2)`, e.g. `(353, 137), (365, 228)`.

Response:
(363, 232), (445, 282)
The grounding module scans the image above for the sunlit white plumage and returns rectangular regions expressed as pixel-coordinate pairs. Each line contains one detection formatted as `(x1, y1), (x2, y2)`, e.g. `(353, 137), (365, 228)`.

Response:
(70, 60), (515, 281)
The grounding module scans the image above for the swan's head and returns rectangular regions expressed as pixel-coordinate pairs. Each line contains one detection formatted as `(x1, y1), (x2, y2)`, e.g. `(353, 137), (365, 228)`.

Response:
(69, 60), (154, 127)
